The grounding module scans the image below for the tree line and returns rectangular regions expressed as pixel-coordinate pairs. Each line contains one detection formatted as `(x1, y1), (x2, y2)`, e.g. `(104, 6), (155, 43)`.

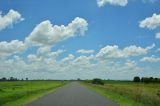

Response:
(133, 76), (160, 83)
(0, 77), (28, 81)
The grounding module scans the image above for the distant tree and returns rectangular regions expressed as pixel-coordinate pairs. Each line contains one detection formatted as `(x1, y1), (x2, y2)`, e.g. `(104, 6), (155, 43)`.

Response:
(2, 77), (7, 81)
(92, 78), (104, 85)
(142, 77), (150, 83)
(9, 77), (19, 81)
(26, 78), (28, 81)
(141, 77), (144, 82)
(149, 77), (153, 82)
(10, 77), (14, 81)
(77, 78), (81, 81)
(154, 78), (158, 82)
(133, 76), (140, 82)
(158, 78), (160, 83)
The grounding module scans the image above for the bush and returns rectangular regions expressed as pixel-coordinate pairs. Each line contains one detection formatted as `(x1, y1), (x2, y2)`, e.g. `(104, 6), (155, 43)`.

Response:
(133, 76), (140, 82)
(92, 78), (104, 85)
(141, 77), (150, 83)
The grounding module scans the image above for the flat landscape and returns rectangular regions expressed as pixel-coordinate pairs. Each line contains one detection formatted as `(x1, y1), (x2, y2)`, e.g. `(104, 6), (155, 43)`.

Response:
(28, 82), (118, 106)
(0, 80), (160, 106)
(0, 0), (160, 106)
(0, 81), (66, 106)
(83, 81), (160, 106)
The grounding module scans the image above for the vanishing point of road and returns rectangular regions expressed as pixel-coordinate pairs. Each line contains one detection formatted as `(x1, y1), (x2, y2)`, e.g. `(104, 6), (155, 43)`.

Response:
(27, 82), (118, 106)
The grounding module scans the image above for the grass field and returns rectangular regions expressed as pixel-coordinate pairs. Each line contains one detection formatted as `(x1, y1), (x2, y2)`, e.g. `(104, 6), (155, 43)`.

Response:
(83, 81), (160, 106)
(0, 81), (66, 106)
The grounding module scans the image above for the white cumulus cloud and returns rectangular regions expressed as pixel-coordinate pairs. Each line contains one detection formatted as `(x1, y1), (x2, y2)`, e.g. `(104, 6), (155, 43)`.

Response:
(96, 44), (155, 59)
(97, 0), (128, 7)
(0, 9), (24, 31)
(0, 45), (153, 79)
(140, 56), (160, 62)
(77, 49), (95, 54)
(0, 40), (26, 57)
(61, 54), (75, 62)
(25, 17), (88, 46)
(156, 48), (160, 52)
(155, 32), (160, 39)
(139, 13), (160, 30)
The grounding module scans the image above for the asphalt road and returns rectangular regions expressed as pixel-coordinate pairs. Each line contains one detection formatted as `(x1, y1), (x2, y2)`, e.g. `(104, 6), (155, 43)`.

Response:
(27, 82), (118, 106)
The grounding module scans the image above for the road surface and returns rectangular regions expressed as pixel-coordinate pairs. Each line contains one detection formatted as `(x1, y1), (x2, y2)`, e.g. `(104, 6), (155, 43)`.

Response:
(27, 82), (118, 106)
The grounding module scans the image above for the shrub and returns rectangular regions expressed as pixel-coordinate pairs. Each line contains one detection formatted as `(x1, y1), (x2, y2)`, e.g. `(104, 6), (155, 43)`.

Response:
(92, 78), (104, 85)
(141, 77), (160, 83)
(141, 77), (150, 83)
(149, 77), (153, 82)
(133, 76), (140, 82)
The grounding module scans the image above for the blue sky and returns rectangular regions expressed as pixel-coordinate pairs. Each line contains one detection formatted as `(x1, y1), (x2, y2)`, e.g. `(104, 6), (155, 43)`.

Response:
(0, 0), (160, 80)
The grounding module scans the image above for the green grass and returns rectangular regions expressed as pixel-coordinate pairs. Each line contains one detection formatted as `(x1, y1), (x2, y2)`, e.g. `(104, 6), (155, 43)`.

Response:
(0, 81), (67, 106)
(82, 81), (160, 106)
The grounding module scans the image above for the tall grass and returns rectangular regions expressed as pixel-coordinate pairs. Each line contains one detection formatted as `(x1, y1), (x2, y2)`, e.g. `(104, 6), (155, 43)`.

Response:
(83, 81), (160, 106)
(103, 85), (160, 106)
(0, 81), (66, 106)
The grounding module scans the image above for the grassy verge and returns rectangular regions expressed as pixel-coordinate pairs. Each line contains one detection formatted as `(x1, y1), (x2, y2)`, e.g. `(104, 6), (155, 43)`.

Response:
(82, 81), (160, 106)
(0, 81), (67, 106)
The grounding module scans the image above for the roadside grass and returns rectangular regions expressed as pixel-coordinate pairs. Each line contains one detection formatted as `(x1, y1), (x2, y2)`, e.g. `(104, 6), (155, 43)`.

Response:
(0, 81), (67, 106)
(82, 81), (160, 106)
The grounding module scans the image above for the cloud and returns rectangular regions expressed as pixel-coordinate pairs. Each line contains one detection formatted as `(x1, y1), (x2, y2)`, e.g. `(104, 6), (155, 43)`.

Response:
(61, 54), (75, 62)
(96, 44), (155, 59)
(0, 45), (149, 79)
(139, 13), (160, 30)
(28, 48), (65, 62)
(155, 32), (160, 39)
(77, 49), (95, 54)
(140, 56), (160, 62)
(0, 56), (30, 78)
(25, 49), (65, 75)
(97, 0), (128, 7)
(37, 46), (51, 56)
(0, 9), (158, 79)
(0, 40), (26, 57)
(0, 9), (24, 31)
(125, 60), (137, 69)
(0, 55), (144, 80)
(25, 17), (88, 47)
(27, 54), (40, 62)
(156, 48), (160, 52)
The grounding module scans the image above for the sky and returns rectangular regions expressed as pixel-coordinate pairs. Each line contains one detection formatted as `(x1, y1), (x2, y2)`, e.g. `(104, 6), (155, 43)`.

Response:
(0, 0), (160, 80)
